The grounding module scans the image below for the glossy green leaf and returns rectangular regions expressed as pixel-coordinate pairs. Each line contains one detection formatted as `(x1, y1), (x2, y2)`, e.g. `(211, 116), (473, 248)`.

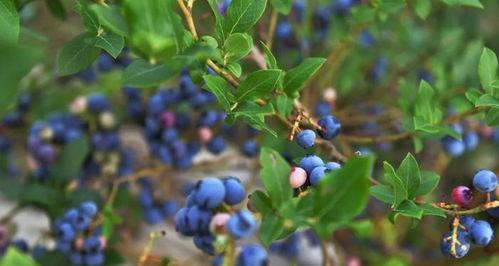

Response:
(226, 62), (242, 77)
(50, 137), (89, 184)
(223, 33), (253, 63)
(0, 247), (39, 266)
(396, 153), (421, 198)
(260, 42), (278, 69)
(259, 147), (292, 207)
(259, 214), (285, 246)
(475, 94), (499, 108)
(478, 47), (498, 94)
(95, 31), (124, 58)
(203, 75), (235, 111)
(45, 0), (67, 20)
(389, 200), (424, 223)
(486, 107), (499, 126)
(414, 171), (440, 196)
(284, 58), (326, 97)
(413, 81), (442, 133)
(419, 203), (447, 218)
(270, 0), (293, 14)
(413, 0), (431, 19)
(75, 0), (100, 33)
(383, 161), (408, 208)
(273, 95), (293, 117)
(232, 102), (274, 117)
(249, 190), (273, 214)
(90, 4), (129, 36)
(441, 0), (483, 9)
(57, 33), (100, 75)
(122, 59), (183, 87)
(225, 0), (267, 36)
(206, 0), (226, 40)
(240, 115), (277, 137)
(236, 69), (283, 101)
(370, 184), (394, 204)
(0, 0), (19, 44)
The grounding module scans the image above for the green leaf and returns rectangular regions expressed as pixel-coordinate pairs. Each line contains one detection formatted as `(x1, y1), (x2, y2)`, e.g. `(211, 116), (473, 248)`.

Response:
(370, 184), (394, 204)
(224, 33), (253, 63)
(314, 156), (374, 224)
(486, 107), (499, 126)
(95, 31), (124, 58)
(232, 102), (274, 117)
(50, 137), (89, 184)
(240, 114), (277, 137)
(284, 58), (326, 97)
(57, 33), (100, 75)
(259, 147), (292, 207)
(273, 95), (293, 117)
(441, 0), (483, 9)
(383, 161), (408, 208)
(350, 6), (376, 24)
(0, 0), (19, 44)
(179, 42), (222, 63)
(396, 153), (421, 198)
(0, 247), (39, 266)
(478, 47), (498, 94)
(465, 88), (483, 104)
(75, 0), (100, 33)
(45, 0), (67, 20)
(225, 0), (267, 36)
(270, 0), (293, 14)
(207, 0), (226, 40)
(123, 0), (191, 59)
(414, 171), (440, 196)
(259, 214), (285, 246)
(419, 203), (446, 218)
(413, 81), (442, 133)
(413, 0), (431, 19)
(226, 62), (242, 77)
(260, 42), (278, 69)
(102, 205), (123, 239)
(475, 94), (499, 108)
(390, 200), (424, 223)
(236, 69), (283, 101)
(90, 4), (129, 36)
(0, 43), (42, 114)
(249, 190), (273, 214)
(203, 75), (235, 111)
(122, 58), (183, 87)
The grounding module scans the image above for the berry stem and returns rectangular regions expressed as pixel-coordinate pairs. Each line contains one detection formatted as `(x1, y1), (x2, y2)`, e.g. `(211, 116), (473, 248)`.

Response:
(137, 231), (166, 266)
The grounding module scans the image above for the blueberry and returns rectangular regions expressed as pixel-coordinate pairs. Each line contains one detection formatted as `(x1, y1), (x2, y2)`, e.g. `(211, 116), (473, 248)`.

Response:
(487, 206), (499, 218)
(315, 101), (331, 117)
(192, 178), (226, 209)
(227, 210), (256, 239)
(299, 154), (324, 174)
(78, 68), (97, 84)
(358, 30), (374, 47)
(31, 244), (46, 259)
(171, 140), (188, 158)
(80, 201), (98, 218)
(17, 92), (32, 113)
(472, 169), (497, 193)
(442, 136), (465, 157)
(189, 92), (209, 109)
(207, 136), (226, 155)
(296, 129), (316, 149)
(451, 186), (472, 207)
(69, 251), (83, 265)
(87, 93), (109, 113)
(223, 177), (246, 205)
(197, 111), (219, 127)
(148, 94), (165, 115)
(175, 155), (193, 170)
(276, 21), (293, 40)
(84, 251), (104, 266)
(236, 244), (268, 266)
(35, 144), (56, 164)
(241, 140), (259, 157)
(83, 236), (102, 253)
(157, 145), (173, 165)
(370, 57), (388, 82)
(143, 207), (164, 225)
(316, 115), (341, 140)
(139, 190), (154, 207)
(440, 231), (470, 258)
(417, 69), (433, 84)
(325, 161), (341, 170)
(179, 75), (198, 97)
(56, 239), (71, 253)
(162, 128), (178, 144)
(193, 234), (215, 255)
(463, 131), (479, 150)
(71, 212), (91, 231)
(180, 206), (212, 235)
(12, 239), (29, 253)
(469, 220), (493, 246)
(97, 53), (115, 72)
(310, 166), (329, 186)
(212, 255), (224, 266)
(161, 200), (179, 218)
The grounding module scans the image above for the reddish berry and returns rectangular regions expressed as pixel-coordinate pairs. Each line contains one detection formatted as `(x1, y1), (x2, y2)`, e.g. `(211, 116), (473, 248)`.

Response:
(289, 167), (307, 188)
(451, 186), (473, 207)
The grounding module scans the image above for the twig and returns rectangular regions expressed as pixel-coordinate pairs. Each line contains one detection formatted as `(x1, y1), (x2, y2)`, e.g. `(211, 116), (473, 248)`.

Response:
(266, 9), (278, 49)
(137, 231), (166, 266)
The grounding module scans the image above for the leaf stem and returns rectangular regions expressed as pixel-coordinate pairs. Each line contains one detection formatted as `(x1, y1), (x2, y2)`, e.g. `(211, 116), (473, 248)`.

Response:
(266, 9), (278, 50)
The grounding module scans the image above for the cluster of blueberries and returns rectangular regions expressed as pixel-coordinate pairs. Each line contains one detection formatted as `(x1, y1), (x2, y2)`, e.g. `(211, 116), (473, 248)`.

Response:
(441, 169), (497, 258)
(136, 178), (179, 225)
(61, 51), (131, 84)
(0, 92), (32, 177)
(442, 122), (498, 157)
(121, 71), (260, 171)
(289, 115), (342, 189)
(27, 93), (134, 181)
(52, 201), (105, 265)
(174, 177), (268, 266)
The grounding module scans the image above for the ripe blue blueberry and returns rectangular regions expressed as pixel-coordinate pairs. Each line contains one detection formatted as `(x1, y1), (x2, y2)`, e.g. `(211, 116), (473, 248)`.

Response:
(12, 239), (29, 253)
(469, 220), (493, 246)
(227, 210), (256, 239)
(296, 129), (316, 149)
(144, 207), (164, 225)
(310, 166), (329, 186)
(193, 234), (215, 255)
(241, 140), (259, 157)
(472, 169), (497, 193)
(162, 128), (178, 144)
(87, 93), (109, 113)
(299, 154), (324, 174)
(276, 21), (293, 40)
(69, 252), (83, 265)
(97, 53), (114, 72)
(161, 200), (179, 218)
(442, 136), (465, 157)
(325, 161), (341, 170)
(440, 231), (470, 258)
(192, 177), (226, 209)
(315, 101), (331, 117)
(463, 131), (479, 150)
(236, 244), (268, 266)
(223, 177), (246, 205)
(197, 111), (219, 127)
(207, 136), (226, 155)
(84, 251), (104, 266)
(80, 201), (98, 218)
(317, 115), (341, 140)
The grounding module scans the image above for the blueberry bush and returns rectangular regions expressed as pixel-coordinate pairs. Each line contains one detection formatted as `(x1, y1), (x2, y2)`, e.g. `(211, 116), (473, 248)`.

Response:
(0, 0), (498, 265)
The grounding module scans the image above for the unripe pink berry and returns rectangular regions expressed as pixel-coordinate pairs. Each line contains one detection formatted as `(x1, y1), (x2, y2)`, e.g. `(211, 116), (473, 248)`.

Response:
(70, 96), (87, 114)
(323, 87), (337, 103)
(451, 186), (473, 207)
(99, 112), (115, 129)
(289, 167), (307, 188)
(160, 111), (175, 128)
(74, 237), (84, 250)
(0, 225), (8, 247)
(210, 213), (231, 234)
(99, 237), (107, 249)
(26, 155), (39, 171)
(198, 127), (213, 143)
(346, 257), (362, 266)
